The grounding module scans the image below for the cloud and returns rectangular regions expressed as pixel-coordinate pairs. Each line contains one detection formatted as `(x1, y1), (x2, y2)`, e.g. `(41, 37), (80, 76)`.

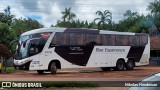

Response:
(0, 0), (26, 19)
(0, 0), (154, 27)
(10, 0), (77, 27)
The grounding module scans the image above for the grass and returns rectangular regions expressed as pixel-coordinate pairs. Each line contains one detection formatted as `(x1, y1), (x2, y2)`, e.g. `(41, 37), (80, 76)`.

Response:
(2, 67), (24, 74)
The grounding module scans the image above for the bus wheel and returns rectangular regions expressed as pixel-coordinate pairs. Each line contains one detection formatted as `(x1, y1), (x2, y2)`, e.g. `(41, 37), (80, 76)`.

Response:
(116, 60), (125, 71)
(37, 70), (44, 74)
(50, 62), (57, 74)
(101, 67), (111, 71)
(126, 60), (135, 70)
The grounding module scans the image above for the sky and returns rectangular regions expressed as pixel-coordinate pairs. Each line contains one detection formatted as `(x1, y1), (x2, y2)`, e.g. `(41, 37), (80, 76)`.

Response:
(0, 0), (154, 27)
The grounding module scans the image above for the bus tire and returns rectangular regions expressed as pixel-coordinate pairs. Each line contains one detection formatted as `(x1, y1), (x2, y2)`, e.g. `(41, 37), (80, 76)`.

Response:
(101, 67), (111, 71)
(116, 60), (125, 71)
(37, 70), (44, 74)
(126, 60), (135, 70)
(50, 62), (57, 74)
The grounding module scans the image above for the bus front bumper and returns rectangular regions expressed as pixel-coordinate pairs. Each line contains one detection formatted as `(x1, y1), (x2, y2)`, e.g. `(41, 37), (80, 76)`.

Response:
(13, 61), (31, 70)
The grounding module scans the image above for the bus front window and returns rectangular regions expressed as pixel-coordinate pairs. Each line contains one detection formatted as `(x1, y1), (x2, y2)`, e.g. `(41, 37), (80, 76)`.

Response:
(15, 39), (30, 60)
(15, 32), (51, 60)
(19, 35), (30, 45)
(15, 38), (48, 60)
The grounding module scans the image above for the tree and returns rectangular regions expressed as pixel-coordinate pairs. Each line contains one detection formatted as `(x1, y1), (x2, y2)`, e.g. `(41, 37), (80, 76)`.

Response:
(0, 6), (15, 52)
(124, 10), (138, 19)
(0, 13), (14, 26)
(61, 7), (76, 22)
(88, 22), (97, 29)
(12, 18), (43, 35)
(4, 6), (11, 15)
(0, 6), (14, 26)
(84, 20), (89, 28)
(0, 22), (10, 46)
(147, 0), (160, 16)
(117, 12), (155, 34)
(0, 6), (44, 54)
(56, 7), (76, 28)
(94, 10), (112, 29)
(55, 20), (72, 27)
(147, 0), (160, 32)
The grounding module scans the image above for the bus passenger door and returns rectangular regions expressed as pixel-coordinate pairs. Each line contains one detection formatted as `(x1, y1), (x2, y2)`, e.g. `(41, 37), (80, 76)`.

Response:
(37, 32), (53, 70)
(29, 54), (40, 70)
(28, 39), (41, 70)
(40, 48), (54, 70)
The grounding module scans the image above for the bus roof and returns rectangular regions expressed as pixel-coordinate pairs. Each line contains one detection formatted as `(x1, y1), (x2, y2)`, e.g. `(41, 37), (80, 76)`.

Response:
(21, 27), (66, 36)
(21, 27), (146, 36)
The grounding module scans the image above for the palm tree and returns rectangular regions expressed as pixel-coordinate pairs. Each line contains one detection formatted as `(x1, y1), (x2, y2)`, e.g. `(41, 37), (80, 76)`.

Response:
(4, 5), (11, 15)
(147, 0), (160, 34)
(61, 7), (76, 22)
(94, 10), (112, 29)
(147, 0), (160, 16)
(123, 10), (138, 19)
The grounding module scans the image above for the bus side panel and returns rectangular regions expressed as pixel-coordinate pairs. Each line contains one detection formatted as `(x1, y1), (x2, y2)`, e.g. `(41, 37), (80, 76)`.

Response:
(86, 46), (130, 67)
(135, 43), (150, 66)
(42, 47), (87, 69)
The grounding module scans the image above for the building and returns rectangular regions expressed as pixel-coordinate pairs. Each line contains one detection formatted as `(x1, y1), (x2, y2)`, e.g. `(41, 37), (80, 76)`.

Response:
(150, 37), (160, 65)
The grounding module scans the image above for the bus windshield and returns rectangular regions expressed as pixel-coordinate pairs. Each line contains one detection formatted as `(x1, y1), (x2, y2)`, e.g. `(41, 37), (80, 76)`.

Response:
(15, 39), (30, 60)
(15, 32), (52, 60)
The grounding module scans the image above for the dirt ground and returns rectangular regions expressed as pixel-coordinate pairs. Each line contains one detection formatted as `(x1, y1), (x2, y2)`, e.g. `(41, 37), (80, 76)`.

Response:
(0, 65), (160, 80)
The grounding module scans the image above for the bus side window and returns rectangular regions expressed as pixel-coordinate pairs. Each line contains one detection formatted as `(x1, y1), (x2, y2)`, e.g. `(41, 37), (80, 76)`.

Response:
(63, 33), (70, 45)
(95, 35), (101, 45)
(140, 35), (148, 46)
(116, 35), (129, 46)
(102, 35), (106, 45)
(122, 36), (129, 46)
(70, 33), (84, 45)
(129, 36), (140, 46)
(116, 35), (122, 46)
(85, 34), (97, 45)
(51, 33), (63, 45)
(102, 34), (115, 46)
(50, 33), (69, 47)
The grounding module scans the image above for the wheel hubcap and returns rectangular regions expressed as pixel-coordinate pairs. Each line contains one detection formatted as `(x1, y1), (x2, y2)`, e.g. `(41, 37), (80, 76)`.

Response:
(119, 62), (123, 69)
(128, 62), (133, 67)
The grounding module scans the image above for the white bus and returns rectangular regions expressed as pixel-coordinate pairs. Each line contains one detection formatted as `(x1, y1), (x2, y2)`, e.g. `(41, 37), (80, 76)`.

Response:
(14, 27), (150, 74)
